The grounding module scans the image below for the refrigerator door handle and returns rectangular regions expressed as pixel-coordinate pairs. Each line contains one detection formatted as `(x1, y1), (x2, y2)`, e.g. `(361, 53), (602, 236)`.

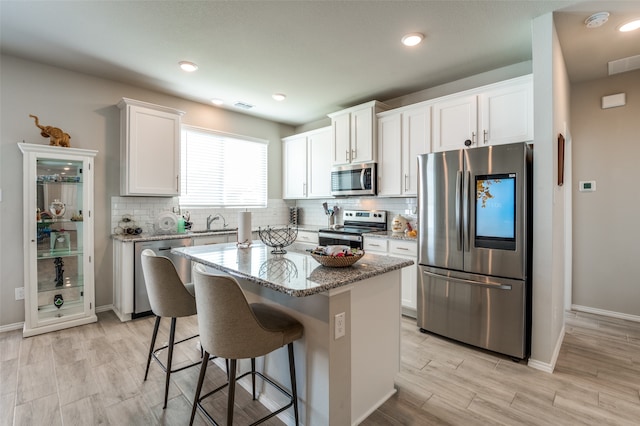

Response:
(463, 171), (471, 252)
(360, 168), (366, 190)
(456, 170), (463, 251)
(422, 270), (512, 290)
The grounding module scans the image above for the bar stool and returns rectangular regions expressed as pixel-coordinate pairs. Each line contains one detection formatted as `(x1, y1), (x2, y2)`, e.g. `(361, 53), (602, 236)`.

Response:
(189, 265), (303, 426)
(141, 249), (202, 409)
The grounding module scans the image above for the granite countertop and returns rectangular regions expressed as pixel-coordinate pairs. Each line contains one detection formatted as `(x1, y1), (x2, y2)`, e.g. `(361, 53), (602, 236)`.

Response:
(112, 225), (322, 243)
(172, 241), (413, 297)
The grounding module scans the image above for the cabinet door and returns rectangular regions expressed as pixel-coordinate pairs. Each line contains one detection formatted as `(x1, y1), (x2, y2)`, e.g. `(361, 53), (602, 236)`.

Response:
(389, 240), (418, 316)
(377, 112), (403, 196)
(123, 104), (181, 196)
(402, 105), (431, 195)
(307, 128), (332, 198)
(283, 136), (308, 199)
(351, 107), (375, 163)
(433, 94), (478, 152)
(479, 78), (533, 146)
(331, 112), (351, 165)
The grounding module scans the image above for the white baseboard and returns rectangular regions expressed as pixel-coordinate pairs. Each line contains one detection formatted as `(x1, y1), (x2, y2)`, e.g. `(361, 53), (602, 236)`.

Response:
(527, 323), (565, 374)
(0, 322), (23, 333)
(571, 305), (640, 323)
(96, 304), (113, 313)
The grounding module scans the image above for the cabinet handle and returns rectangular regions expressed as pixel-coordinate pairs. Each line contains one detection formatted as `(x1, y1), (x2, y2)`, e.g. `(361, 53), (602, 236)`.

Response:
(345, 150), (350, 162)
(472, 131), (476, 144)
(404, 174), (409, 192)
(351, 148), (356, 160)
(176, 175), (179, 192)
(483, 130), (488, 143)
(396, 247), (409, 251)
(303, 183), (307, 196)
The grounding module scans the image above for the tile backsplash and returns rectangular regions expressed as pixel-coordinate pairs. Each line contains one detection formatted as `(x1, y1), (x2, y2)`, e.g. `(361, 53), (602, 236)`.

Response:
(110, 196), (418, 235)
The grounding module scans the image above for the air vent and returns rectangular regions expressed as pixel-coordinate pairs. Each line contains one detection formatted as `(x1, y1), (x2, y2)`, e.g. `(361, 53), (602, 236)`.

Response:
(233, 101), (255, 110)
(608, 54), (640, 76)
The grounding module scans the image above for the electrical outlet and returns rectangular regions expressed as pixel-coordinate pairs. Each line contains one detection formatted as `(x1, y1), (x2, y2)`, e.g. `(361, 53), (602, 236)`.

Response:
(15, 287), (25, 300)
(334, 312), (345, 340)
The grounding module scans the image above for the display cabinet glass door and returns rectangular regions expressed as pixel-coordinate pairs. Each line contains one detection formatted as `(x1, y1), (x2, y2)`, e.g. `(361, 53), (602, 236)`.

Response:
(35, 158), (86, 321)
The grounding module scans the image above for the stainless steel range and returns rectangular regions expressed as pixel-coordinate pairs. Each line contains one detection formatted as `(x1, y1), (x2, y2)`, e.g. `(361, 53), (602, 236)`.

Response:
(318, 210), (387, 249)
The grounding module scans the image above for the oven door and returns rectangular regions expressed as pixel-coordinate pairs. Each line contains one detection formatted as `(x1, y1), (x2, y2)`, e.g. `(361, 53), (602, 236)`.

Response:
(318, 231), (363, 249)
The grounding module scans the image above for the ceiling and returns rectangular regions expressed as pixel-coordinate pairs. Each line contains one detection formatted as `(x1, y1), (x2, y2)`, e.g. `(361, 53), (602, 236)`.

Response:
(1, 1), (639, 127)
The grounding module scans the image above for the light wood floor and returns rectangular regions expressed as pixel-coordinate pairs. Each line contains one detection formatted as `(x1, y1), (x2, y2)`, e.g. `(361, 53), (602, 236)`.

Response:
(2, 310), (640, 425)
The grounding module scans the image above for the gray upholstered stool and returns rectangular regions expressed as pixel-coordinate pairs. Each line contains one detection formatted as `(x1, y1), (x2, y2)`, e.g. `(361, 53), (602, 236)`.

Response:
(141, 249), (202, 409)
(189, 265), (303, 426)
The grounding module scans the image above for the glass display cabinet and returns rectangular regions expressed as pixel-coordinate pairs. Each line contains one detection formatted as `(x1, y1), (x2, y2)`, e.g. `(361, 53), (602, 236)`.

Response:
(19, 143), (97, 336)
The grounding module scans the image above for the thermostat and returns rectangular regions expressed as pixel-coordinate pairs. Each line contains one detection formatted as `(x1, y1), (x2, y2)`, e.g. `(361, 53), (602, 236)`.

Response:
(579, 181), (596, 192)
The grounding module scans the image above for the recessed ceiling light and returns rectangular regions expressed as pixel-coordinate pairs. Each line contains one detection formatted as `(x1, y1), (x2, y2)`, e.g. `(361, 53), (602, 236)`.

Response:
(401, 33), (424, 47)
(619, 19), (640, 32)
(211, 98), (224, 106)
(272, 93), (286, 101)
(584, 12), (609, 28)
(179, 61), (198, 72)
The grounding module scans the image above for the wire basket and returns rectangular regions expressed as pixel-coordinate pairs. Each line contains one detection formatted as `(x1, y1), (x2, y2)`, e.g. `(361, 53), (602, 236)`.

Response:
(258, 225), (298, 254)
(310, 252), (364, 268)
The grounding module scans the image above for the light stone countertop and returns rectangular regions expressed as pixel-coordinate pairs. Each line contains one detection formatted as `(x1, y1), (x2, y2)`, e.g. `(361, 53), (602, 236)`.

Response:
(111, 225), (321, 243)
(172, 241), (413, 297)
(365, 231), (419, 242)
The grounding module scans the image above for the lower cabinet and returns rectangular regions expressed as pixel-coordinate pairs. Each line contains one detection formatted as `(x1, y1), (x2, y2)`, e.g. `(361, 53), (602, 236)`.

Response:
(364, 237), (417, 318)
(294, 230), (319, 251)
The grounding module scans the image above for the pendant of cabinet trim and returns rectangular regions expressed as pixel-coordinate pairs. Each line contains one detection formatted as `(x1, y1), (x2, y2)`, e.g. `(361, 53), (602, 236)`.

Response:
(328, 100), (390, 166)
(432, 74), (533, 152)
(117, 98), (185, 196)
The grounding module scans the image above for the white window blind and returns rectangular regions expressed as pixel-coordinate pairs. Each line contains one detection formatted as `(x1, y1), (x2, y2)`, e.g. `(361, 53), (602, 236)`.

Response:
(180, 126), (268, 208)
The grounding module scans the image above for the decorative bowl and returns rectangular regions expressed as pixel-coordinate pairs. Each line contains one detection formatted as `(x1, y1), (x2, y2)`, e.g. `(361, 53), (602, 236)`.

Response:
(258, 225), (298, 254)
(310, 252), (364, 268)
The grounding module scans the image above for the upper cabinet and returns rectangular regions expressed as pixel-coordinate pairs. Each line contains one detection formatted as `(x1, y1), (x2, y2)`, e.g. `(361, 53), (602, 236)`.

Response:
(377, 103), (431, 197)
(118, 98), (185, 196)
(432, 75), (533, 152)
(328, 100), (389, 166)
(283, 126), (332, 199)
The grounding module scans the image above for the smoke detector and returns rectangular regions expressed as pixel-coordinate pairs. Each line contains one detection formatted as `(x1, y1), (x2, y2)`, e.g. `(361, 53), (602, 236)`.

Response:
(585, 12), (609, 28)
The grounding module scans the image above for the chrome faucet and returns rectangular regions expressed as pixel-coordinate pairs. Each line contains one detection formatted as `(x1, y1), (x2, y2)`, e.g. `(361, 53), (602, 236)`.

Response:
(206, 214), (228, 230)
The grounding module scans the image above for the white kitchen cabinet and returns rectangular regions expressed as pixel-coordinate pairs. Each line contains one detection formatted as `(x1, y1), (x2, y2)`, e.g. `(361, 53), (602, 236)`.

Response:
(19, 143), (98, 336)
(432, 75), (533, 152)
(282, 127), (331, 199)
(328, 100), (389, 166)
(118, 98), (185, 196)
(294, 230), (319, 250)
(389, 239), (418, 317)
(377, 103), (431, 197)
(363, 236), (417, 318)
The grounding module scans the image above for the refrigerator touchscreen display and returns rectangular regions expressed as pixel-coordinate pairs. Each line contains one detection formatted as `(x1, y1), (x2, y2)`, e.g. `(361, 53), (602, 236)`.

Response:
(475, 173), (516, 250)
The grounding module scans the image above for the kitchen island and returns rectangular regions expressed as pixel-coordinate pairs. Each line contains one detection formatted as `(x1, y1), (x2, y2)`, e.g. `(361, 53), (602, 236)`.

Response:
(173, 242), (413, 426)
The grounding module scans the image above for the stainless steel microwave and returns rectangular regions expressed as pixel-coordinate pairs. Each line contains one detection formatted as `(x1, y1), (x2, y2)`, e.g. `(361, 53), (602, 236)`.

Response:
(331, 162), (377, 196)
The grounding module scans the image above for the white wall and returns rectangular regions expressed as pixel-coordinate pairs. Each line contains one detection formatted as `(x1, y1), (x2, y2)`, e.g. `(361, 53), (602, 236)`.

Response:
(528, 13), (570, 369)
(570, 70), (640, 318)
(0, 55), (294, 327)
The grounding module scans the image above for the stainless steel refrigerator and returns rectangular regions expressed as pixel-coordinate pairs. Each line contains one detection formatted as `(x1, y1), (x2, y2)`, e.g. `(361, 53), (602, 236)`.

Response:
(417, 142), (532, 359)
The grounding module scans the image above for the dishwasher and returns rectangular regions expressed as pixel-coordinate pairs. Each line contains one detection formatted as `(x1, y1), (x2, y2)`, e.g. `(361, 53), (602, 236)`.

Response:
(133, 238), (192, 318)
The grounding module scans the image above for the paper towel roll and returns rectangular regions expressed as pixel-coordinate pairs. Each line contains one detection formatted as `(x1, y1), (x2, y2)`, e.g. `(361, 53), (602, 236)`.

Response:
(237, 211), (252, 248)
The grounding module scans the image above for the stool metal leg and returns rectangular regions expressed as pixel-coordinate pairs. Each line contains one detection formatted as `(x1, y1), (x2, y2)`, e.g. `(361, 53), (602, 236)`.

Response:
(227, 359), (237, 426)
(288, 343), (299, 426)
(251, 357), (256, 400)
(144, 316), (161, 381)
(190, 351), (210, 426)
(163, 317), (177, 409)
